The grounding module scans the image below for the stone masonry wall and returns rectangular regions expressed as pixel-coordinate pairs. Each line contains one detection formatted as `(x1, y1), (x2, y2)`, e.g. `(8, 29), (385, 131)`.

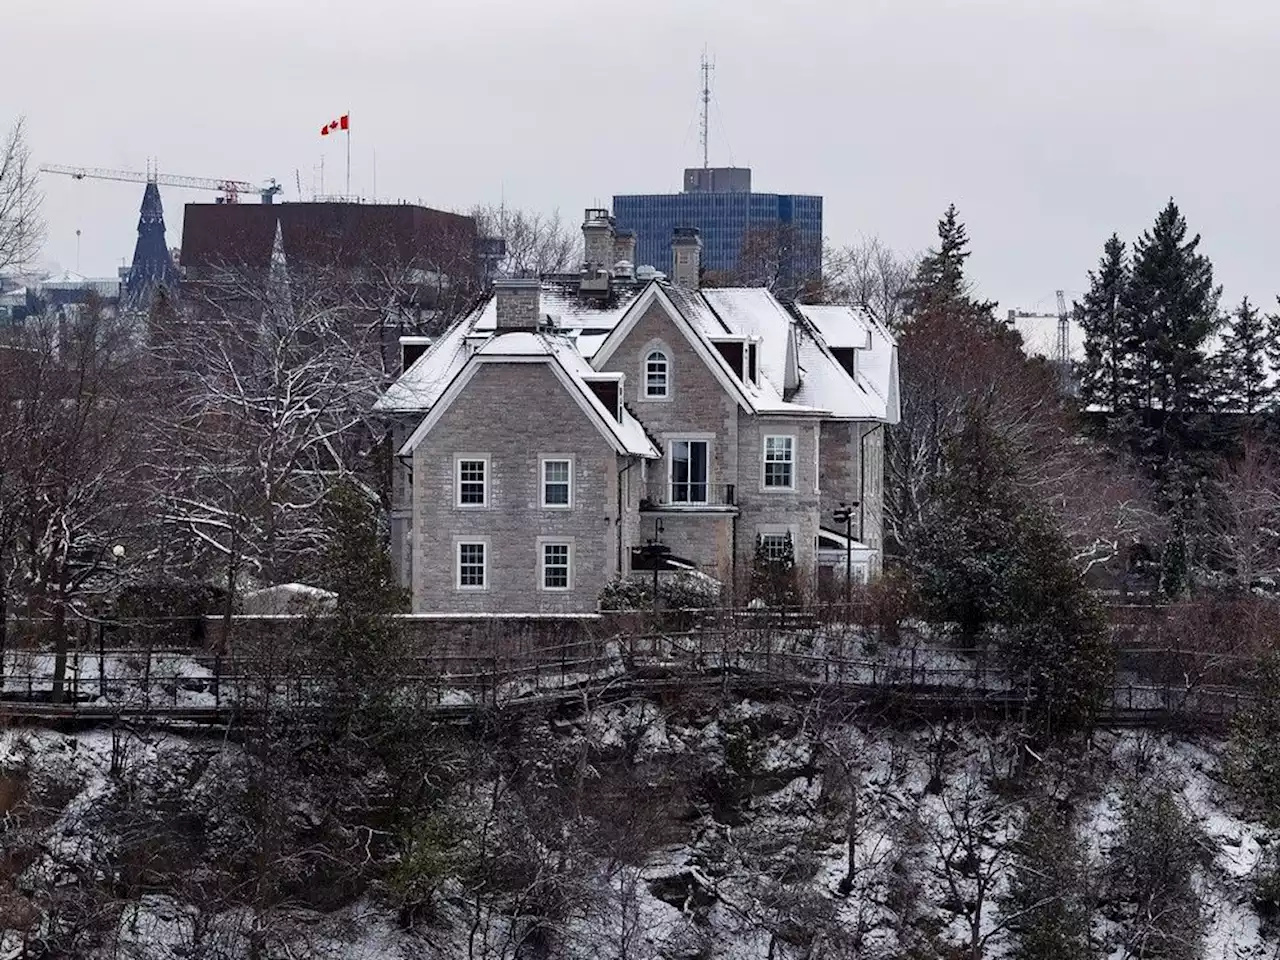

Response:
(411, 362), (621, 613)
(598, 299), (740, 580)
(601, 299), (741, 504)
(736, 415), (821, 591)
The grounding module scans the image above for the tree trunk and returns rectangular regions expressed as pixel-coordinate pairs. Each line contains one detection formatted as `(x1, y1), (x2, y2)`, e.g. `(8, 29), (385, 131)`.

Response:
(219, 526), (239, 656)
(0, 568), (7, 688)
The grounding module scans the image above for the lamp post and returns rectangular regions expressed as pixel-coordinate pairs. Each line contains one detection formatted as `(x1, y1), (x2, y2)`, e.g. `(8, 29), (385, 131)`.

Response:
(638, 519), (669, 612)
(833, 502), (859, 616)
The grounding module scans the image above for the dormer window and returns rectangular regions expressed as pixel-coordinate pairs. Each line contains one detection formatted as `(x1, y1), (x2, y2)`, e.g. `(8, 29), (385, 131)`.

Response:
(645, 350), (669, 398)
(747, 342), (759, 385)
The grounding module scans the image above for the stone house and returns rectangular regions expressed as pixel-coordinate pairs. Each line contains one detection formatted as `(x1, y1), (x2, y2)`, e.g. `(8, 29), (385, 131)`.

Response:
(374, 210), (899, 613)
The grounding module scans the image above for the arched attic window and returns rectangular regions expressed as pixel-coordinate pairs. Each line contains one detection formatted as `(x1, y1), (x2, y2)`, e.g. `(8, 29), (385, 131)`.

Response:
(645, 349), (670, 398)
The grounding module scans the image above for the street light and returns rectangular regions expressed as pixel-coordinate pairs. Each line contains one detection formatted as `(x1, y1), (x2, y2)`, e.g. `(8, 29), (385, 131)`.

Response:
(833, 502), (860, 615)
(638, 519), (670, 611)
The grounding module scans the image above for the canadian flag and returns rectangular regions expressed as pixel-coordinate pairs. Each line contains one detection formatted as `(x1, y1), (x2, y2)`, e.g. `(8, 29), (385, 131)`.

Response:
(320, 114), (349, 136)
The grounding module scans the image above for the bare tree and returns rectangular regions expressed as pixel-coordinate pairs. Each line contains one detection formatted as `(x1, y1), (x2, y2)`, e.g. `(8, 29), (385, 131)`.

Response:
(1202, 436), (1280, 588)
(922, 761), (1017, 960)
(470, 204), (581, 277)
(0, 118), (43, 275)
(148, 255), (388, 636)
(1, 302), (144, 699)
(821, 236), (918, 326)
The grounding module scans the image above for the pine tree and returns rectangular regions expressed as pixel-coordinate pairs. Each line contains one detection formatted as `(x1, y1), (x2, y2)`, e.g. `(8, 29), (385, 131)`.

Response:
(1077, 234), (1130, 413)
(1119, 199), (1221, 466)
(915, 412), (1022, 642)
(901, 204), (998, 324)
(315, 479), (409, 739)
(1217, 296), (1271, 415)
(1265, 302), (1280, 412)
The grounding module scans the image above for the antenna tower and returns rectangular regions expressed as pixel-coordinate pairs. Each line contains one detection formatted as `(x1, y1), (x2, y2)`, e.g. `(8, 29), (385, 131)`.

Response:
(700, 50), (715, 170)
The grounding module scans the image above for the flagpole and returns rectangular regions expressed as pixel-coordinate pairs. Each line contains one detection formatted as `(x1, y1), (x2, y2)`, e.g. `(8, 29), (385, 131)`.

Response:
(345, 114), (351, 198)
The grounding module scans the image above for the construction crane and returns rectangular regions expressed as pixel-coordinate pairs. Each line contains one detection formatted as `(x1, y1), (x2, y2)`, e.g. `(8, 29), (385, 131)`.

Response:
(40, 164), (282, 204)
(1007, 289), (1072, 368)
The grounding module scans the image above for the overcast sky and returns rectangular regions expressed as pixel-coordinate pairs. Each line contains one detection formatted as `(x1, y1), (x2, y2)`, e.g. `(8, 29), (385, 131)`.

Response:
(7, 0), (1279, 315)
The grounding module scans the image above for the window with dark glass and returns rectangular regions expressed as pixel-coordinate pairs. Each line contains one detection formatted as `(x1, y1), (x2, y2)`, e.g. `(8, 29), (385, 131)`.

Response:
(763, 436), (794, 489)
(457, 459), (487, 506)
(670, 440), (709, 503)
(645, 350), (669, 398)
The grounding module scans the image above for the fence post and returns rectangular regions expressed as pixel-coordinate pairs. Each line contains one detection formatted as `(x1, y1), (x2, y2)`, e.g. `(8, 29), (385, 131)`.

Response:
(98, 623), (107, 699)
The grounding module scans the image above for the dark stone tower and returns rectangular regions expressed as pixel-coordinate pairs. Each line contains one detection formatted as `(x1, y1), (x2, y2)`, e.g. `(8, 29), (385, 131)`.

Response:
(123, 181), (179, 311)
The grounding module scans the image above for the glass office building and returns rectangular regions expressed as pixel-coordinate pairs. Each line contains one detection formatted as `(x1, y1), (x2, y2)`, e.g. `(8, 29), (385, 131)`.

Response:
(613, 170), (822, 296)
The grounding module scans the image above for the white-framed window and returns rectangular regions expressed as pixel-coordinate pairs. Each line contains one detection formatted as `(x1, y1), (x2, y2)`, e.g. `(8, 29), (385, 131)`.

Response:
(541, 457), (573, 508)
(763, 435), (795, 490)
(645, 349), (670, 398)
(540, 540), (573, 591)
(456, 540), (488, 590)
(758, 532), (793, 562)
(455, 455), (489, 507)
(669, 439), (709, 504)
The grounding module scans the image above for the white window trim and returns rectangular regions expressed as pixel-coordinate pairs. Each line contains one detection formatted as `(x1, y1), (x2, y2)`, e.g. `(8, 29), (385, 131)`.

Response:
(455, 538), (490, 591)
(538, 537), (574, 592)
(643, 347), (672, 402)
(454, 453), (490, 509)
(540, 455), (574, 509)
(756, 525), (797, 562)
(761, 434), (797, 492)
(667, 437), (712, 505)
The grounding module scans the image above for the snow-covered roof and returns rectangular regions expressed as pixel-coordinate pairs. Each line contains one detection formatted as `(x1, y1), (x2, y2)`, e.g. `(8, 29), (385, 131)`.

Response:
(393, 325), (658, 459)
(376, 278), (900, 445)
(791, 302), (900, 423)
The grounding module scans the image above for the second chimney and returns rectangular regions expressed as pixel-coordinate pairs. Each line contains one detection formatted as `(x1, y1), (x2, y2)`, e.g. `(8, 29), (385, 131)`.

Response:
(671, 226), (702, 290)
(494, 278), (541, 332)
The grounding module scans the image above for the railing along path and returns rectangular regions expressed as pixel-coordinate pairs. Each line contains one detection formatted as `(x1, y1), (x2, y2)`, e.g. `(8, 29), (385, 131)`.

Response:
(0, 614), (1259, 728)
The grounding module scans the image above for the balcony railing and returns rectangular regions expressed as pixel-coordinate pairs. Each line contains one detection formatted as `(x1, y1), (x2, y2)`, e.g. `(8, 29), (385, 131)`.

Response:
(641, 483), (736, 510)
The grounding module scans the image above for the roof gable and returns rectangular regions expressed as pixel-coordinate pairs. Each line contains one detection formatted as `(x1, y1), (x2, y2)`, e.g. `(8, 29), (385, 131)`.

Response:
(591, 282), (755, 413)
(397, 334), (658, 458)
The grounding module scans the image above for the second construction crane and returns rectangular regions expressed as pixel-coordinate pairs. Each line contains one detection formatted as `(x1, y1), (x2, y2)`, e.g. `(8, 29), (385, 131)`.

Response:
(40, 164), (282, 204)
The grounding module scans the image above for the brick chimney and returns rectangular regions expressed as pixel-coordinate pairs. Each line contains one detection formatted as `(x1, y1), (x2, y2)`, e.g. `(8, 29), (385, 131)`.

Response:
(613, 229), (636, 270)
(582, 208), (616, 272)
(671, 226), (702, 290)
(494, 278), (541, 332)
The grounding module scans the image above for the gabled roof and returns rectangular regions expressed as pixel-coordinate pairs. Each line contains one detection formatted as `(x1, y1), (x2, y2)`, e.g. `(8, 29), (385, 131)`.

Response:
(395, 329), (658, 459)
(375, 278), (900, 432)
(791, 302), (900, 424)
(591, 283), (759, 414)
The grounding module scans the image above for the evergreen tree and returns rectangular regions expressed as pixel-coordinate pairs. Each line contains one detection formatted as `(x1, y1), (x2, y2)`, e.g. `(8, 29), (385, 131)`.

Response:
(1118, 199), (1221, 468)
(1217, 296), (1271, 415)
(1265, 301), (1280, 411)
(1077, 234), (1131, 413)
(916, 413), (1112, 731)
(315, 479), (409, 739)
(750, 532), (799, 607)
(1002, 802), (1097, 959)
(914, 412), (1022, 642)
(901, 204), (998, 324)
